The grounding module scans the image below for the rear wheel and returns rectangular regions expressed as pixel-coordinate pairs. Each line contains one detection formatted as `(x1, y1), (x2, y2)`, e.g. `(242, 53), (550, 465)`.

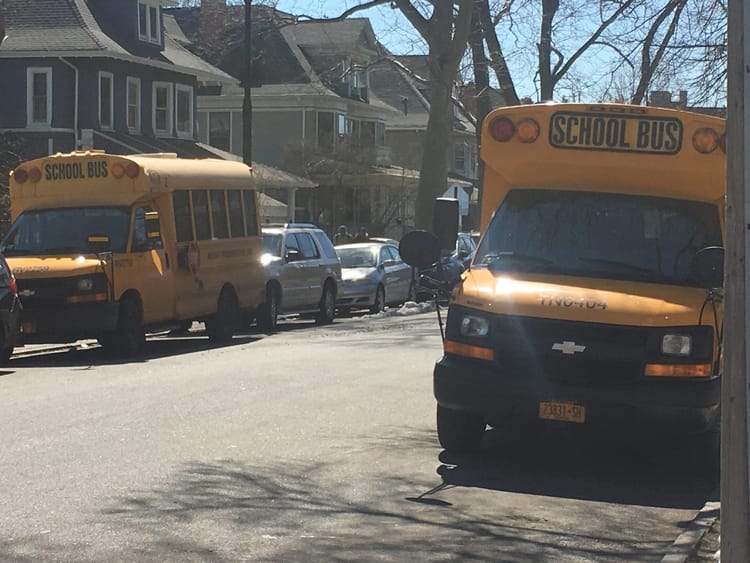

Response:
(207, 287), (239, 343)
(437, 405), (486, 451)
(258, 284), (279, 332)
(370, 285), (385, 314)
(316, 282), (336, 324)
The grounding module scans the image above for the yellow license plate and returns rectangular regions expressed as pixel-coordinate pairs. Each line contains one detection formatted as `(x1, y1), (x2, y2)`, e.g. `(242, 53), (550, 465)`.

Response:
(21, 322), (36, 334)
(539, 401), (586, 423)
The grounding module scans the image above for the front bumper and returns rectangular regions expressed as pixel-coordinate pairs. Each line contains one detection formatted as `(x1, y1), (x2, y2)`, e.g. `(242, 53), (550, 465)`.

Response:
(337, 282), (376, 308)
(434, 354), (720, 435)
(20, 301), (120, 343)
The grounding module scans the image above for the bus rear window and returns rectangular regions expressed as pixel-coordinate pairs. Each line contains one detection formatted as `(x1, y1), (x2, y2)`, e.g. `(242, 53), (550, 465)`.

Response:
(475, 189), (722, 287)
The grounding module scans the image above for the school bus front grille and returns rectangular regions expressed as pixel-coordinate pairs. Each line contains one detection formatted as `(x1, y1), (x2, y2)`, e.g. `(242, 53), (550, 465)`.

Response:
(17, 278), (76, 310)
(491, 315), (649, 385)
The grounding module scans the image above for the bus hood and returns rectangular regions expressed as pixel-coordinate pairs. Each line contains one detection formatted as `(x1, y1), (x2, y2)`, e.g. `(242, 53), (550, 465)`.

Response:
(456, 269), (719, 327)
(6, 255), (107, 278)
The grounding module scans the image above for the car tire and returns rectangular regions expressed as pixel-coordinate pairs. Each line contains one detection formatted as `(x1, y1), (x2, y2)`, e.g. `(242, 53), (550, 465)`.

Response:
(207, 286), (239, 343)
(258, 284), (279, 333)
(316, 282), (336, 325)
(437, 405), (486, 451)
(370, 285), (385, 314)
(100, 297), (144, 358)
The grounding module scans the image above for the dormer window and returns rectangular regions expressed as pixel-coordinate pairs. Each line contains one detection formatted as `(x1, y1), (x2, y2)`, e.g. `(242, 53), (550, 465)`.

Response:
(138, 1), (160, 44)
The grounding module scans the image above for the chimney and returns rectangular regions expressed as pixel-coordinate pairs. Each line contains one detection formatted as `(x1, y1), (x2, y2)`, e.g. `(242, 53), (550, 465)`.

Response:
(649, 90), (672, 108)
(200, 0), (227, 45)
(679, 90), (688, 108)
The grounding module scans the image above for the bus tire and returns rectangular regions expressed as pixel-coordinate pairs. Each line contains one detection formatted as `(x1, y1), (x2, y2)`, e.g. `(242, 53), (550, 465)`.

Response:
(207, 286), (239, 343)
(258, 284), (279, 333)
(101, 297), (144, 358)
(0, 346), (13, 364)
(437, 405), (485, 452)
(316, 282), (336, 325)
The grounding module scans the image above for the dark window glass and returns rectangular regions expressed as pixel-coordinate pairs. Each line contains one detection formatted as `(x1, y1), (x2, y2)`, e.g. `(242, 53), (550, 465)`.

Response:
(317, 111), (334, 152)
(176, 88), (191, 133)
(475, 189), (723, 287)
(296, 233), (319, 259)
(32, 72), (48, 123)
(210, 190), (228, 239)
(100, 75), (112, 128)
(313, 231), (337, 259)
(173, 190), (193, 242)
(243, 191), (258, 236)
(227, 190), (244, 238)
(138, 3), (147, 37)
(209, 112), (231, 152)
(192, 190), (210, 240)
(149, 6), (158, 40)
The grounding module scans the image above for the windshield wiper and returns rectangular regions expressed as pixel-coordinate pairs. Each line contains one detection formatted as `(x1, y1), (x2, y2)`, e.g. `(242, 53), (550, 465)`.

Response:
(576, 256), (662, 279)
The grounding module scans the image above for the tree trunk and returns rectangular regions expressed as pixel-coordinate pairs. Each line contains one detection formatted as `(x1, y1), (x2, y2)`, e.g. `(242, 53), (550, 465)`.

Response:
(470, 0), (491, 227)
(539, 0), (558, 101)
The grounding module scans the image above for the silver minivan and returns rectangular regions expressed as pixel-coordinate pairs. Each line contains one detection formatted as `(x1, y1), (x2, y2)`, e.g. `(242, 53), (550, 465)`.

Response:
(259, 224), (342, 331)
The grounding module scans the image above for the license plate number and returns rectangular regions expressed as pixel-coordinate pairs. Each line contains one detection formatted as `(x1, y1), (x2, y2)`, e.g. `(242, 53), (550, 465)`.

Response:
(539, 401), (586, 423)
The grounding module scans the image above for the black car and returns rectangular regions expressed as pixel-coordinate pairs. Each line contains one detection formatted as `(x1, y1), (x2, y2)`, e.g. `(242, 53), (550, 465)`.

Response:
(0, 255), (21, 362)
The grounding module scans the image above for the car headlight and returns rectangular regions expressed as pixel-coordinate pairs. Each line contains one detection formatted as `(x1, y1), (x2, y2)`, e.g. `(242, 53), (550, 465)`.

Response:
(459, 315), (490, 338)
(77, 277), (94, 292)
(662, 334), (692, 356)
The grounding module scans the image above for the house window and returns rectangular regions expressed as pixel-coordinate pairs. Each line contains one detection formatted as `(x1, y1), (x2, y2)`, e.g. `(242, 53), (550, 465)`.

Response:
(317, 111), (334, 152)
(152, 82), (173, 136)
(26, 67), (52, 127)
(454, 143), (466, 172)
(126, 77), (141, 132)
(138, 1), (160, 44)
(208, 111), (231, 152)
(175, 84), (193, 138)
(99, 72), (114, 130)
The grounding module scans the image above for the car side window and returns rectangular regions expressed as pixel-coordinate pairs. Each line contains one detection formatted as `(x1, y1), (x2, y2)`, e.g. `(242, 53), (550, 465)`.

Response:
(380, 247), (391, 265)
(386, 246), (401, 262)
(285, 234), (301, 256)
(313, 231), (338, 260)
(296, 233), (319, 259)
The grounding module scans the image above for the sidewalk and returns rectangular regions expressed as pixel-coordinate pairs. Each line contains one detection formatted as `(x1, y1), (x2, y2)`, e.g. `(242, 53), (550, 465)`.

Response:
(662, 501), (720, 562)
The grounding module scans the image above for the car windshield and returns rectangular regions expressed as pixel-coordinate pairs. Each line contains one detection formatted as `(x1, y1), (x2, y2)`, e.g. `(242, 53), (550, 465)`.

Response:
(1, 206), (131, 255)
(474, 189), (722, 287)
(262, 233), (283, 257)
(337, 246), (378, 268)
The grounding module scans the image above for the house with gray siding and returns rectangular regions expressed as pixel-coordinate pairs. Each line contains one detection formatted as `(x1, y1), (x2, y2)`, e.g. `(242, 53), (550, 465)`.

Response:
(0, 0), (235, 160)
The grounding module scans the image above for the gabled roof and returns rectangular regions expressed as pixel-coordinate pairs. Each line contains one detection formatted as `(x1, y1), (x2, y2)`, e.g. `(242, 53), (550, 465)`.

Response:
(0, 0), (235, 84)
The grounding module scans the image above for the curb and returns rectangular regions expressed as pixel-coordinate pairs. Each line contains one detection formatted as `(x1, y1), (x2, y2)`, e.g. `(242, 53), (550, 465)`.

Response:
(662, 500), (720, 563)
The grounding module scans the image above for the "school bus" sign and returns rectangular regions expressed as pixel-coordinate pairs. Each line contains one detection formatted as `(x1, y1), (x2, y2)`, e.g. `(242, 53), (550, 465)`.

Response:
(549, 111), (683, 154)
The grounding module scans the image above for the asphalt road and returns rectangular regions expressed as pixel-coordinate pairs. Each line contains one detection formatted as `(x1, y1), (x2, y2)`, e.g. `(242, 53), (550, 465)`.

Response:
(0, 312), (717, 562)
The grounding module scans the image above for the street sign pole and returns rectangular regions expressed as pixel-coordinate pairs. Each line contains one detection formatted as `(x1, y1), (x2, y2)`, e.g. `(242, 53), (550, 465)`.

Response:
(724, 1), (750, 559)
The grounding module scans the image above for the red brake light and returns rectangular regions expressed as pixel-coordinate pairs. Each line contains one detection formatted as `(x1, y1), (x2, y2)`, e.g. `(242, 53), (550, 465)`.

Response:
(692, 128), (719, 154)
(13, 168), (28, 184)
(488, 117), (515, 142)
(28, 167), (42, 183)
(111, 163), (125, 178)
(517, 118), (540, 143)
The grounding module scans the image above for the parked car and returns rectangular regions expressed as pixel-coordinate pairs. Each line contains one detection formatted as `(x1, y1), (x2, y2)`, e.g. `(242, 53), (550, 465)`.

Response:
(259, 224), (342, 331)
(335, 242), (417, 314)
(416, 232), (477, 302)
(0, 255), (21, 362)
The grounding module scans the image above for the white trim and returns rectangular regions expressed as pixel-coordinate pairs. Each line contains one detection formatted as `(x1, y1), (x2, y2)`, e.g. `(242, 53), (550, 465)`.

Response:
(175, 83), (194, 138)
(152, 81), (173, 137)
(26, 67), (52, 128)
(137, 0), (161, 45)
(98, 71), (114, 130)
(126, 76), (141, 133)
(0, 127), (75, 133)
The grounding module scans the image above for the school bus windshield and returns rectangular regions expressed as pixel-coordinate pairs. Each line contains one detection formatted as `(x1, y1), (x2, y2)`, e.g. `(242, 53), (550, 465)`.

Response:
(1, 206), (131, 255)
(474, 189), (722, 287)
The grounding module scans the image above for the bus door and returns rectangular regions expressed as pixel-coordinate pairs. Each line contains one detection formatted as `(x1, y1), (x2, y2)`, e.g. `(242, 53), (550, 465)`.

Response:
(125, 206), (174, 323)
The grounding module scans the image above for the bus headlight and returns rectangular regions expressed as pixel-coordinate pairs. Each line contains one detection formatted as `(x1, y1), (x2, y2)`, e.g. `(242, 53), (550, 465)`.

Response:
(77, 278), (94, 292)
(459, 315), (490, 338)
(662, 334), (692, 356)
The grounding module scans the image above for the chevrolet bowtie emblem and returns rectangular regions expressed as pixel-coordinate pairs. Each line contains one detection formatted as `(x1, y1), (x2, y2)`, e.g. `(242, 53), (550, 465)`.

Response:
(18, 289), (35, 298)
(552, 341), (586, 355)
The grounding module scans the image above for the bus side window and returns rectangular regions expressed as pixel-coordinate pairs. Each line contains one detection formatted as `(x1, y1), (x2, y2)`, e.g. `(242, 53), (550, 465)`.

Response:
(133, 207), (162, 251)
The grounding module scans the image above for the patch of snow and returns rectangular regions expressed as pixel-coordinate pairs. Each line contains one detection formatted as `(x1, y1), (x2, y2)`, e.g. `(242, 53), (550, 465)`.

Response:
(363, 300), (443, 319)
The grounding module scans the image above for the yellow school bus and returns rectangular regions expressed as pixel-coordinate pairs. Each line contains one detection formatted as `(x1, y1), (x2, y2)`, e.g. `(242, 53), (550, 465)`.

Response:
(433, 103), (725, 463)
(3, 151), (265, 357)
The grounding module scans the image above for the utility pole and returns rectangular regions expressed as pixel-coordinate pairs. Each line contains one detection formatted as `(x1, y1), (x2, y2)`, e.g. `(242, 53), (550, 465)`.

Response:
(723, 0), (750, 559)
(242, 0), (253, 166)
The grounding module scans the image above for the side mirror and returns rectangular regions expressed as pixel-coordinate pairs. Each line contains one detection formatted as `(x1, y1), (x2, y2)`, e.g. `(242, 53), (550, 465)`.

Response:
(690, 246), (724, 288)
(86, 233), (111, 254)
(399, 230), (441, 269)
(382, 259), (396, 268)
(286, 248), (301, 262)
